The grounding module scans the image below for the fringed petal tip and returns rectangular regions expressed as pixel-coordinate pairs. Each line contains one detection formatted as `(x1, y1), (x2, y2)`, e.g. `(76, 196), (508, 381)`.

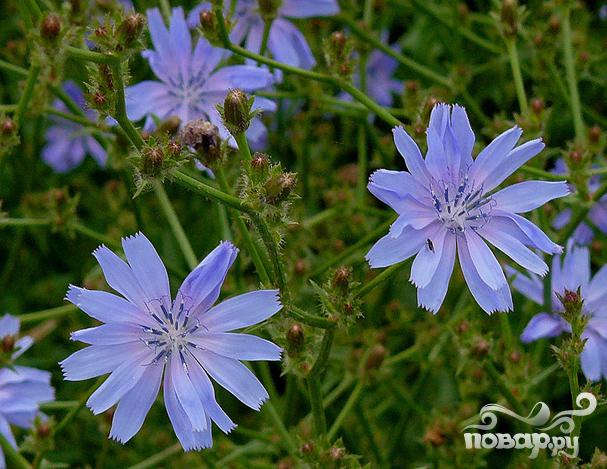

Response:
(65, 284), (83, 305)
(417, 301), (440, 315)
(218, 240), (240, 256)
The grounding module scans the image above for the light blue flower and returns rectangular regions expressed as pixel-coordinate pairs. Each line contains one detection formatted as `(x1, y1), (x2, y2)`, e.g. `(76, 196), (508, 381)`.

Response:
(551, 159), (607, 244)
(512, 243), (607, 381)
(366, 103), (570, 314)
(188, 0), (339, 69)
(61, 233), (282, 450)
(42, 81), (107, 173)
(126, 7), (276, 149)
(0, 315), (54, 469)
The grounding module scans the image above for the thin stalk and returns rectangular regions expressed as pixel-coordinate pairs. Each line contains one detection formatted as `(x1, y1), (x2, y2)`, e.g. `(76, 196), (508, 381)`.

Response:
(354, 261), (409, 298)
(505, 38), (528, 114)
(306, 328), (335, 437)
(0, 433), (30, 469)
(289, 305), (336, 329)
(16, 65), (41, 125)
(66, 46), (120, 65)
(0, 218), (50, 227)
(159, 0), (171, 22)
(518, 165), (565, 181)
(260, 19), (272, 56)
(485, 361), (525, 415)
(263, 400), (298, 456)
(153, 182), (198, 270)
(19, 304), (78, 324)
(234, 132), (253, 166)
(561, 6), (585, 141)
(53, 377), (104, 437)
(356, 123), (367, 206)
(327, 380), (364, 440)
(216, 169), (272, 285)
(71, 222), (121, 250)
(128, 443), (182, 469)
(24, 0), (42, 20)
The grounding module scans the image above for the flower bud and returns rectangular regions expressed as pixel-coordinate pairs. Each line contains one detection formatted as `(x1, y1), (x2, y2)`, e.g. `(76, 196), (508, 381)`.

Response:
(332, 266), (352, 290)
(251, 152), (270, 171)
(329, 447), (345, 461)
(180, 119), (221, 165)
(118, 13), (145, 46)
(560, 288), (582, 312)
(286, 323), (304, 351)
(167, 141), (182, 157)
(36, 421), (51, 438)
(471, 338), (489, 357)
(264, 172), (297, 204)
(300, 442), (314, 454)
(1, 118), (16, 135)
(364, 344), (386, 371)
(221, 89), (253, 134)
(142, 146), (164, 175)
(258, 0), (280, 17)
(40, 14), (61, 41)
(500, 0), (518, 38)
(531, 98), (544, 115)
(589, 125), (601, 143)
(1, 335), (15, 353)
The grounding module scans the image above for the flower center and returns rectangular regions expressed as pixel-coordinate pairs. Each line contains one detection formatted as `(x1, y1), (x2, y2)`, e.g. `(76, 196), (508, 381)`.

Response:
(430, 174), (494, 233)
(139, 296), (204, 367)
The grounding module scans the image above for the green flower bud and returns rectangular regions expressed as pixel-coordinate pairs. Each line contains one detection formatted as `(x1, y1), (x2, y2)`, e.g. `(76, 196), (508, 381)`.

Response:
(40, 14), (61, 41)
(220, 89), (254, 135)
(264, 172), (297, 204)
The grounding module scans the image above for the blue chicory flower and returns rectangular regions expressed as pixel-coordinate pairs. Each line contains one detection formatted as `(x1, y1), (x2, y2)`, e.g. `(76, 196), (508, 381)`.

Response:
(551, 159), (607, 244)
(126, 7), (276, 150)
(0, 315), (55, 469)
(42, 81), (107, 173)
(188, 0), (339, 69)
(366, 103), (570, 314)
(512, 243), (607, 381)
(61, 233), (282, 450)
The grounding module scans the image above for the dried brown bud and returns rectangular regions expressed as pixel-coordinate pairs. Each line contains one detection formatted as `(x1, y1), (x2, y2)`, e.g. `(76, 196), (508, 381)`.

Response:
(561, 289), (581, 310)
(251, 152), (270, 170)
(568, 150), (583, 165)
(471, 338), (490, 357)
(168, 141), (182, 156)
(1, 335), (15, 353)
(300, 442), (314, 454)
(331, 31), (347, 52)
(509, 351), (522, 363)
(36, 421), (51, 438)
(264, 172), (297, 204)
(1, 118), (16, 135)
(332, 266), (352, 290)
(286, 324), (304, 351)
(95, 25), (108, 38)
(549, 15), (560, 34)
(329, 447), (345, 461)
(119, 13), (145, 45)
(456, 321), (469, 334)
(294, 259), (307, 276)
(258, 0), (280, 16)
(531, 98), (544, 114)
(142, 147), (164, 174)
(423, 425), (447, 447)
(500, 0), (518, 37)
(589, 125), (601, 143)
(199, 10), (215, 30)
(92, 91), (106, 107)
(364, 344), (386, 371)
(180, 119), (221, 164)
(41, 14), (61, 40)
(405, 80), (419, 92)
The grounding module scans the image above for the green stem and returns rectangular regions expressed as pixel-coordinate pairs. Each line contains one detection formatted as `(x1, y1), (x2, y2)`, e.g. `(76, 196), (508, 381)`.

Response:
(159, 0), (171, 22)
(289, 305), (336, 329)
(24, 0), (42, 20)
(153, 182), (198, 270)
(250, 212), (289, 299)
(485, 360), (525, 415)
(307, 378), (327, 437)
(128, 443), (181, 469)
(355, 261), (409, 299)
(0, 218), (50, 227)
(19, 304), (78, 324)
(327, 380), (364, 440)
(561, 6), (585, 141)
(234, 132), (252, 168)
(53, 377), (104, 437)
(260, 19), (272, 57)
(216, 169), (272, 285)
(518, 165), (565, 181)
(66, 46), (119, 65)
(505, 38), (528, 114)
(71, 222), (121, 250)
(263, 400), (298, 456)
(0, 433), (31, 469)
(0, 58), (28, 77)
(356, 123), (367, 206)
(16, 65), (41, 125)
(109, 61), (146, 149)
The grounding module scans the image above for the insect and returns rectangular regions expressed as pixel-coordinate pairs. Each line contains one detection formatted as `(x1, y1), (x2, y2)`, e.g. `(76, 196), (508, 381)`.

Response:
(426, 238), (434, 253)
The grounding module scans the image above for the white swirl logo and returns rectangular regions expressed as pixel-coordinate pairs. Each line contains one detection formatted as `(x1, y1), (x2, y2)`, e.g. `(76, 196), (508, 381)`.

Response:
(462, 393), (597, 459)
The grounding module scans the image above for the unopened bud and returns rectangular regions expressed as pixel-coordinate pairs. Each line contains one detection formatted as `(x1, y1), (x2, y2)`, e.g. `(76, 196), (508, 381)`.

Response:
(294, 259), (307, 276)
(531, 98), (544, 114)
(332, 266), (352, 290)
(1, 118), (16, 135)
(41, 14), (61, 41)
(331, 31), (347, 53)
(560, 288), (582, 312)
(509, 351), (522, 363)
(92, 91), (106, 107)
(364, 345), (386, 371)
(180, 119), (221, 165)
(167, 141), (182, 156)
(472, 338), (490, 357)
(589, 125), (601, 143)
(300, 442), (314, 454)
(1, 335), (15, 353)
(199, 10), (215, 31)
(264, 172), (297, 204)
(549, 15), (560, 33)
(251, 152), (270, 170)
(405, 80), (419, 93)
(329, 447), (345, 461)
(258, 0), (280, 17)
(568, 150), (583, 166)
(118, 13), (145, 46)
(36, 421), (51, 438)
(500, 0), (518, 37)
(142, 146), (164, 174)
(221, 89), (253, 134)
(286, 324), (304, 351)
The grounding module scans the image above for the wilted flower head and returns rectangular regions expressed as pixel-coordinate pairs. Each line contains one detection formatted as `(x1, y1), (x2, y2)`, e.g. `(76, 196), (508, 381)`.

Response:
(0, 315), (55, 469)
(512, 243), (607, 381)
(42, 81), (107, 173)
(188, 0), (339, 69)
(61, 233), (282, 450)
(552, 159), (607, 244)
(366, 103), (570, 314)
(126, 7), (276, 149)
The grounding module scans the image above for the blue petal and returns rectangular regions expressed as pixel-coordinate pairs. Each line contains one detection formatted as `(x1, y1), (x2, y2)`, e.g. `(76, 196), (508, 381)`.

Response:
(392, 126), (431, 185)
(410, 227), (447, 288)
(367, 169), (429, 213)
(125, 81), (172, 121)
(169, 354), (208, 432)
(205, 65), (274, 92)
(202, 290), (282, 332)
(60, 343), (145, 381)
(482, 138), (545, 193)
(192, 349), (269, 410)
(121, 232), (171, 303)
(492, 211), (562, 254)
(177, 241), (238, 317)
(457, 235), (513, 314)
(470, 126), (522, 185)
(580, 331), (604, 381)
(109, 361), (163, 443)
(0, 314), (19, 338)
(520, 313), (570, 343)
(450, 104), (475, 169)
(71, 324), (142, 345)
(507, 268), (543, 304)
(417, 233), (456, 313)
(268, 18), (315, 69)
(463, 229), (507, 290)
(279, 0), (339, 17)
(479, 219), (548, 275)
(189, 333), (282, 361)
(561, 244), (590, 292)
(587, 265), (607, 310)
(492, 181), (570, 213)
(366, 223), (434, 268)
